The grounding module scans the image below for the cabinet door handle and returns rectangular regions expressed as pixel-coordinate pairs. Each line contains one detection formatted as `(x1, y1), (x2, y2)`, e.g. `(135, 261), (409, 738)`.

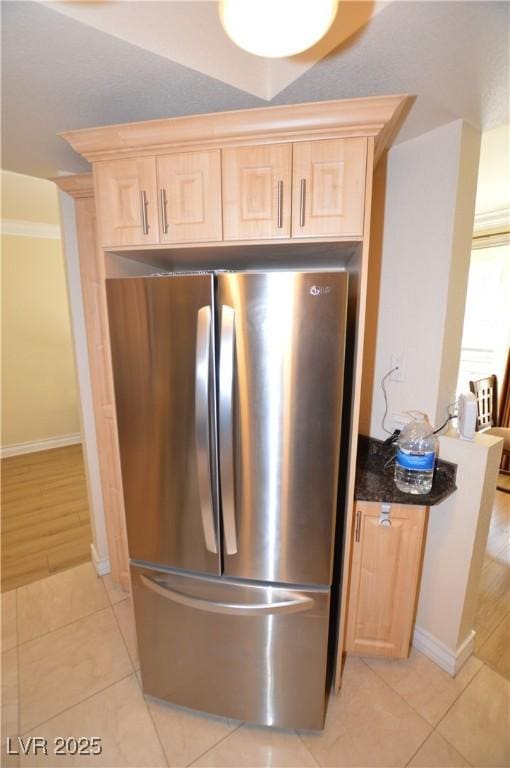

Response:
(277, 179), (283, 229)
(355, 510), (361, 542)
(159, 188), (169, 234)
(299, 178), (306, 227)
(140, 190), (149, 235)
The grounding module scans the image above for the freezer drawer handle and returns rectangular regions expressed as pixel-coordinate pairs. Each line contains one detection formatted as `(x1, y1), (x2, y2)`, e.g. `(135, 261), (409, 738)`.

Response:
(195, 306), (218, 554)
(219, 305), (238, 555)
(140, 574), (314, 615)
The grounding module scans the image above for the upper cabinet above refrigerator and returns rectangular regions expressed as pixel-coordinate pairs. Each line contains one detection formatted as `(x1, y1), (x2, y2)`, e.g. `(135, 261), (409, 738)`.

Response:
(292, 138), (367, 239)
(222, 144), (293, 240)
(91, 136), (369, 248)
(94, 157), (160, 248)
(156, 150), (223, 244)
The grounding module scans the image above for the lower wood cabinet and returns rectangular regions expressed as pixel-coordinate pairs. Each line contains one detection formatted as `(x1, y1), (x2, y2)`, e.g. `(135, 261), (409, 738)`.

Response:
(345, 500), (427, 659)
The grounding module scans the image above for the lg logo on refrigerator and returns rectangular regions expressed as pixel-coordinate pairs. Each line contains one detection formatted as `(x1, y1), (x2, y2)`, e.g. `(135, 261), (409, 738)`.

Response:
(309, 285), (332, 296)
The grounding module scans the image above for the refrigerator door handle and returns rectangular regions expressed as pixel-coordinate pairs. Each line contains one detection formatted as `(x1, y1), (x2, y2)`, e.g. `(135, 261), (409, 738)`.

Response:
(195, 305), (218, 554)
(219, 305), (238, 555)
(140, 574), (314, 615)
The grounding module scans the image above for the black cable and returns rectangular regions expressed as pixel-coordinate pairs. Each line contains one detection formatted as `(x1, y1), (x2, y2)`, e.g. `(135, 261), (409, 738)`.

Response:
(433, 414), (456, 434)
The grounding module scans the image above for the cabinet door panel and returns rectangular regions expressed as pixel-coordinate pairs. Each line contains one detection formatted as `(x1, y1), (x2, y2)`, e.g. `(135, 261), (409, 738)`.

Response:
(346, 501), (426, 658)
(292, 138), (367, 238)
(157, 150), (222, 243)
(94, 158), (158, 247)
(222, 144), (291, 240)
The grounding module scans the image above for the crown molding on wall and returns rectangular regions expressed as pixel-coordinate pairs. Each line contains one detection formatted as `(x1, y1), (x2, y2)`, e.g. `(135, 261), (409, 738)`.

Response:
(472, 207), (510, 249)
(1, 218), (61, 239)
(473, 207), (510, 234)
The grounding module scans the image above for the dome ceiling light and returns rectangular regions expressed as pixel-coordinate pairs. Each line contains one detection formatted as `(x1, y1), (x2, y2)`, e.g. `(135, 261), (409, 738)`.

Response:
(219, 0), (339, 58)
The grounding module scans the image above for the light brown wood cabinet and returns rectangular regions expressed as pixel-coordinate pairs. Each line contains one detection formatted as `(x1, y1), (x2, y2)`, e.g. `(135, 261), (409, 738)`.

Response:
(345, 500), (427, 659)
(222, 144), (292, 240)
(156, 150), (222, 243)
(94, 157), (159, 247)
(95, 150), (222, 247)
(94, 137), (368, 248)
(292, 138), (367, 238)
(222, 138), (367, 242)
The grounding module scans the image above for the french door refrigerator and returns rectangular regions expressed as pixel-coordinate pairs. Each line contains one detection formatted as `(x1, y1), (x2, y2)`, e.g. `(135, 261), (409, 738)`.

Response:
(106, 269), (348, 730)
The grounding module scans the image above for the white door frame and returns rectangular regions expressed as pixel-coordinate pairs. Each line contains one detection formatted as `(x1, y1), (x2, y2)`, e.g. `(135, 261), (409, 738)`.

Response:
(58, 190), (111, 576)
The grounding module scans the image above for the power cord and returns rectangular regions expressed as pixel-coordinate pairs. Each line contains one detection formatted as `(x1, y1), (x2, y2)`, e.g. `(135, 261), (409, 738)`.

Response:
(433, 400), (458, 434)
(381, 365), (400, 435)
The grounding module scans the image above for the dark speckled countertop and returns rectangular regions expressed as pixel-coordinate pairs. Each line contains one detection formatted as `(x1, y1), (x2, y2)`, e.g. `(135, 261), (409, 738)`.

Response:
(355, 435), (457, 506)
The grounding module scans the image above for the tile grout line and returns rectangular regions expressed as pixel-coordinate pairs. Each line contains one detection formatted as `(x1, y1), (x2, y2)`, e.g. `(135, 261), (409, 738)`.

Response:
(110, 594), (137, 673)
(111, 598), (244, 768)
(139, 694), (171, 768)
(19, 671), (135, 737)
(427, 661), (488, 768)
(359, 649), (487, 734)
(403, 723), (475, 768)
(358, 656), (436, 728)
(186, 721), (245, 767)
(110, 588), (172, 767)
(294, 729), (321, 767)
(15, 585), (111, 648)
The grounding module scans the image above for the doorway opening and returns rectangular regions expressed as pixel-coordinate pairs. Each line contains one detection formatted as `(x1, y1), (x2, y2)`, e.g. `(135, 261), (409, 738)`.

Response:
(1, 170), (92, 591)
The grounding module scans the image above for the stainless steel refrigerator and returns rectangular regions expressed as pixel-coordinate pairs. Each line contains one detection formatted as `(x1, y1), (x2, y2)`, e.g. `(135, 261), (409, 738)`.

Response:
(106, 269), (348, 730)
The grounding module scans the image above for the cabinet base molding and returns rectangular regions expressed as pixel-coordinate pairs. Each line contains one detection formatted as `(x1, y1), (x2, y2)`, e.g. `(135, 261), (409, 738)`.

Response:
(91, 543), (111, 577)
(412, 625), (475, 676)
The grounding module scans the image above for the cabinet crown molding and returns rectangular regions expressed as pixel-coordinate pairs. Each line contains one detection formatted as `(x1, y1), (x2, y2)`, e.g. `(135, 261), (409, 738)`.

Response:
(52, 173), (94, 199)
(60, 95), (411, 164)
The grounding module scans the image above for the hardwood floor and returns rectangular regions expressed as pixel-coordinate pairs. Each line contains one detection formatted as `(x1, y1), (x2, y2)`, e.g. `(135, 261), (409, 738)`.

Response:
(474, 481), (510, 681)
(1, 445), (91, 592)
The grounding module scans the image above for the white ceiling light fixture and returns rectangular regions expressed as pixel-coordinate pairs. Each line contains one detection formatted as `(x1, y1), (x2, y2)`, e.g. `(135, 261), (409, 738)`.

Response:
(219, 0), (339, 58)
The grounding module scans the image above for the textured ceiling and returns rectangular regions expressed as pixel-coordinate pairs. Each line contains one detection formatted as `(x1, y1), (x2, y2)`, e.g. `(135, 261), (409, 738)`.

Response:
(1, 1), (508, 178)
(43, 1), (392, 100)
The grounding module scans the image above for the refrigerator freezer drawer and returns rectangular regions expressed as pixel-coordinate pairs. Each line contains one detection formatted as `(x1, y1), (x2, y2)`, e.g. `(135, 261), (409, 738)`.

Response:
(131, 565), (330, 730)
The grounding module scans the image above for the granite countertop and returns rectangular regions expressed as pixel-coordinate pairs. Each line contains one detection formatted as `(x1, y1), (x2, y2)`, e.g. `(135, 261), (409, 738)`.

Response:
(355, 435), (457, 506)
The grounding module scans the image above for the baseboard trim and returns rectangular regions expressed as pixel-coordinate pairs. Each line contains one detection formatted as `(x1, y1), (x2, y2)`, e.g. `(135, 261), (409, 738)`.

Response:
(1, 433), (81, 458)
(91, 543), (111, 577)
(413, 624), (476, 676)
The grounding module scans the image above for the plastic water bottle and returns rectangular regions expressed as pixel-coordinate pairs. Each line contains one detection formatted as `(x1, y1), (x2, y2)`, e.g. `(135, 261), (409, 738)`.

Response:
(394, 412), (439, 494)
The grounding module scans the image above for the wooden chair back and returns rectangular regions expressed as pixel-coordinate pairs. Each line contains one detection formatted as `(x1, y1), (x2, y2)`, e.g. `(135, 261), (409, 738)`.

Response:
(469, 375), (499, 430)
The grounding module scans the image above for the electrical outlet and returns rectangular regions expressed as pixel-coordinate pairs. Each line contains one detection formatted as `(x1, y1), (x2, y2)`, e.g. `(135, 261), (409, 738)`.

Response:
(392, 413), (408, 431)
(390, 355), (405, 382)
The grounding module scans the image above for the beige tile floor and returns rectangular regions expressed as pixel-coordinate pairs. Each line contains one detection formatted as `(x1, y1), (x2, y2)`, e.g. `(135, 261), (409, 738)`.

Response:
(1, 559), (508, 768)
(1, 487), (509, 768)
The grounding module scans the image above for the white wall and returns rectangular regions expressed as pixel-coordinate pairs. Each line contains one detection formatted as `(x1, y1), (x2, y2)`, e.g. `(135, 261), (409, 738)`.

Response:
(362, 120), (480, 437)
(357, 120), (497, 672)
(413, 431), (503, 673)
(474, 123), (510, 218)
